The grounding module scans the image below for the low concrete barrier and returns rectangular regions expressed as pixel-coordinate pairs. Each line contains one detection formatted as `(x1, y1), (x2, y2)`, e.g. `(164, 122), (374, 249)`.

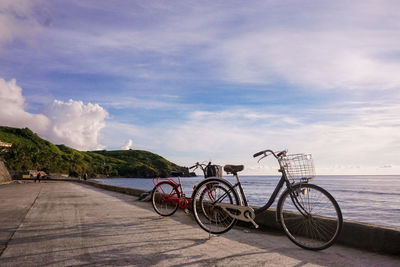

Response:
(338, 219), (400, 255)
(76, 179), (147, 196)
(252, 209), (400, 255)
(53, 178), (400, 255)
(48, 178), (148, 197)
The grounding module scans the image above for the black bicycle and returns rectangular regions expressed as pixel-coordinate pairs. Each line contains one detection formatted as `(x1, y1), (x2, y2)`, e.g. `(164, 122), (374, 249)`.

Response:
(191, 149), (343, 250)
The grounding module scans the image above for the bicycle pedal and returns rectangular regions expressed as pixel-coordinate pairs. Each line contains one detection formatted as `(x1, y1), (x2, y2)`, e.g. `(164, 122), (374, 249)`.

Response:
(245, 213), (259, 229)
(184, 208), (190, 214)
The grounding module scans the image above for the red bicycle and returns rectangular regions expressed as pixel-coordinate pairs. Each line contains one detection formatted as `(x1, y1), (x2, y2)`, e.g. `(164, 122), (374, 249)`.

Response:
(151, 162), (222, 216)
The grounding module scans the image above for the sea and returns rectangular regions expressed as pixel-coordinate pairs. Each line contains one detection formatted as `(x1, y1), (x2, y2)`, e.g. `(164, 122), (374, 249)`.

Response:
(95, 175), (400, 229)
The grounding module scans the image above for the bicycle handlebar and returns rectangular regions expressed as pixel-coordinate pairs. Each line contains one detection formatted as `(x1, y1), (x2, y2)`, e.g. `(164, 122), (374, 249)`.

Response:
(253, 150), (267, 158)
(253, 149), (286, 159)
(189, 162), (209, 170)
(189, 163), (198, 169)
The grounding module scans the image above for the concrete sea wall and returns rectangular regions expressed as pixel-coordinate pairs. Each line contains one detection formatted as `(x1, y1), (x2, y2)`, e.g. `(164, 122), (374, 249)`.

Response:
(253, 209), (400, 255)
(0, 161), (11, 183)
(53, 178), (400, 255)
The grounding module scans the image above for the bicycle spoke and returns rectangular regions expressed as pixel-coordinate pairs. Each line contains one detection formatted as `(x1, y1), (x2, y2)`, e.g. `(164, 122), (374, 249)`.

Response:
(151, 182), (179, 216)
(278, 183), (342, 250)
(192, 179), (239, 234)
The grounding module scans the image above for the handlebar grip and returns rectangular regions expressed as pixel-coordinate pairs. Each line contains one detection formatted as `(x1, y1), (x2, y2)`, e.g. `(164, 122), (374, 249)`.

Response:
(253, 151), (264, 158)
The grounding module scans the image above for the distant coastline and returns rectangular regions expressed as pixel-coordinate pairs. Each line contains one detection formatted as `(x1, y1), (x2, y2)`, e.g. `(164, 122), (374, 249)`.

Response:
(0, 126), (189, 179)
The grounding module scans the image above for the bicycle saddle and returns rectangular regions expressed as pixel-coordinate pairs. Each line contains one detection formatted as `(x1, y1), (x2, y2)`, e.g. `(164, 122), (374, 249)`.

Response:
(224, 165), (244, 174)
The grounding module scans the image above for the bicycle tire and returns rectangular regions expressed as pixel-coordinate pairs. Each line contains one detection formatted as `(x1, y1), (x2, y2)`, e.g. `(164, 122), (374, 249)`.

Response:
(277, 183), (343, 250)
(192, 178), (239, 234)
(199, 183), (232, 224)
(151, 181), (180, 216)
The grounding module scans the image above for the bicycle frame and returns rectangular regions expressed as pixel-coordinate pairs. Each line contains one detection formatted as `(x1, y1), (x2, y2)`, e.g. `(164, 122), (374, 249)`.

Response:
(153, 177), (190, 209)
(152, 161), (212, 210)
(213, 167), (309, 221)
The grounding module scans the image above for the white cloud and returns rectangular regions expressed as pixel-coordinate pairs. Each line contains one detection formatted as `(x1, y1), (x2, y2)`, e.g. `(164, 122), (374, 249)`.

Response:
(0, 0), (44, 50)
(102, 104), (400, 175)
(120, 139), (133, 150)
(214, 29), (400, 90)
(99, 95), (181, 110)
(0, 78), (108, 150)
(40, 99), (108, 151)
(0, 78), (50, 132)
(59, 1), (400, 92)
(19, 1), (400, 93)
(207, 1), (400, 91)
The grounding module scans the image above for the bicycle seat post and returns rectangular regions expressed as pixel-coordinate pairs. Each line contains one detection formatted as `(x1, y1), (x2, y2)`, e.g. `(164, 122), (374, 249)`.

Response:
(234, 173), (240, 183)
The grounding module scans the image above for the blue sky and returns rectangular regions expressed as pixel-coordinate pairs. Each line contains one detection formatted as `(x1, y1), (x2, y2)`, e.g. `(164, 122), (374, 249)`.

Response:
(1, 1), (400, 174)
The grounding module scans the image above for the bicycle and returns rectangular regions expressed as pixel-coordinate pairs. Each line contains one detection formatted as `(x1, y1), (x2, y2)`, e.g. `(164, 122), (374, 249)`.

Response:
(151, 162), (222, 216)
(191, 149), (343, 250)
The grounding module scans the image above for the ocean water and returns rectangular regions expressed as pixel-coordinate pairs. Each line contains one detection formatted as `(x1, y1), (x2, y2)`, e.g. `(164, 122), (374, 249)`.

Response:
(95, 175), (400, 229)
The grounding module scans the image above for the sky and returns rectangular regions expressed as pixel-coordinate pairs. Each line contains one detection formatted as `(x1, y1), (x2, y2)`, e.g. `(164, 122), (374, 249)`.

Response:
(0, 0), (400, 175)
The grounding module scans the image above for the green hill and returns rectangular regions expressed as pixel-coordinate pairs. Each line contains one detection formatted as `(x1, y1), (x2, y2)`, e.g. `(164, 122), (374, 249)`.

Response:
(0, 126), (187, 178)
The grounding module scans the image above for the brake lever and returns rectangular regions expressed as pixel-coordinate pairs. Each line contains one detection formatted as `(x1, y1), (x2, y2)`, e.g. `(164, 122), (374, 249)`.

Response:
(257, 154), (267, 163)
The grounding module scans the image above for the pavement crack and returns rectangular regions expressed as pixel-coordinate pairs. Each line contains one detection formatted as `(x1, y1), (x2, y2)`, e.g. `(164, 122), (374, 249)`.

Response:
(0, 185), (43, 257)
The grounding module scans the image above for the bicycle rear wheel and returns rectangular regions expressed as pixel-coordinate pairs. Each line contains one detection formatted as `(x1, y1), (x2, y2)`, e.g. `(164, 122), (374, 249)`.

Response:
(192, 178), (239, 234)
(151, 181), (180, 216)
(277, 183), (343, 250)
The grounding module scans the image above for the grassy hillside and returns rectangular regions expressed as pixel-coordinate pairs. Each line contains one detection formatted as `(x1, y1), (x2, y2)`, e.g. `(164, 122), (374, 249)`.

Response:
(0, 126), (187, 178)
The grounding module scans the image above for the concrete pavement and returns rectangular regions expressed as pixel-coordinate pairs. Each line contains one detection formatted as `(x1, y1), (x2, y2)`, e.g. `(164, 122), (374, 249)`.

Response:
(0, 181), (399, 266)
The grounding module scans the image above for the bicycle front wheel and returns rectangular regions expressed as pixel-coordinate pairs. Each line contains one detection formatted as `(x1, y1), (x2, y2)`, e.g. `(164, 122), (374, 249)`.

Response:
(192, 178), (239, 234)
(151, 181), (180, 216)
(277, 183), (343, 250)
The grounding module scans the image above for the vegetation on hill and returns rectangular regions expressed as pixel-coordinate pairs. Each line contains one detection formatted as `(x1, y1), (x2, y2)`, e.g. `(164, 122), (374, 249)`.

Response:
(0, 126), (188, 178)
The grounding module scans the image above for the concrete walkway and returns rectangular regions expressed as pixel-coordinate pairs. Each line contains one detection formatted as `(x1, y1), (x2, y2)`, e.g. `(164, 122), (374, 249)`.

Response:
(0, 181), (399, 266)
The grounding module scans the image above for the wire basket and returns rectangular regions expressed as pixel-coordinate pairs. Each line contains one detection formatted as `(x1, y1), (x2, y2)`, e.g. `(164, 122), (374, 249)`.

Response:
(279, 153), (315, 181)
(205, 164), (223, 178)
